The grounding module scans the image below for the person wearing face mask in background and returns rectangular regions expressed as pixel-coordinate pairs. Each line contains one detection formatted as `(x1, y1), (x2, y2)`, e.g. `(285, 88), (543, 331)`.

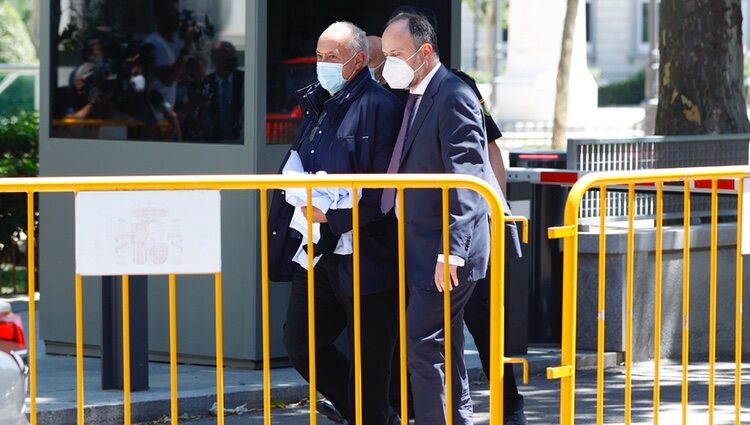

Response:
(366, 35), (388, 86)
(267, 21), (404, 425)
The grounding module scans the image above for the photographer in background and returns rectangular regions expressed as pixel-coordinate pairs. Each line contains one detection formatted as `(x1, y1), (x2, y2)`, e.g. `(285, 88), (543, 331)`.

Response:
(145, 0), (194, 120)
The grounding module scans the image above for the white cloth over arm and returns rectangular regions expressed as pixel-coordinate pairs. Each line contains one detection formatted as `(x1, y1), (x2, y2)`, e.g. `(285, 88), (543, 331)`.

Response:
(281, 161), (361, 269)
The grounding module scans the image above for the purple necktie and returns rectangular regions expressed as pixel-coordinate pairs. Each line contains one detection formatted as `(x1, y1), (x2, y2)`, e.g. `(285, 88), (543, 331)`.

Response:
(381, 93), (420, 213)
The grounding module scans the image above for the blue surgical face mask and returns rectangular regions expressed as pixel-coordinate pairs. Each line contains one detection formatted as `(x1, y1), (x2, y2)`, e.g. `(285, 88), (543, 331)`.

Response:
(317, 53), (357, 94)
(368, 60), (386, 84)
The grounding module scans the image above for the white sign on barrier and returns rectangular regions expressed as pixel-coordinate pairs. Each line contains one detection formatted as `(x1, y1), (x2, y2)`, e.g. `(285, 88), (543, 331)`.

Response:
(75, 191), (221, 276)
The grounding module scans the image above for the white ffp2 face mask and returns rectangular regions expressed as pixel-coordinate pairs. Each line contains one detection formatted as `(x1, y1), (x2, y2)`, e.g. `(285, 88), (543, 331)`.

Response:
(382, 48), (425, 90)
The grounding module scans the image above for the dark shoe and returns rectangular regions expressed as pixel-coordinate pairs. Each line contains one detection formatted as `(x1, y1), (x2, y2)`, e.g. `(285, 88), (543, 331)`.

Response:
(317, 399), (346, 424)
(504, 399), (528, 425)
(387, 409), (402, 425)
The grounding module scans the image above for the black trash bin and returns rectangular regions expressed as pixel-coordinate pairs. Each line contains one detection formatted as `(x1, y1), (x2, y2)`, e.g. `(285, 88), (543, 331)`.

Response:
(507, 151), (567, 345)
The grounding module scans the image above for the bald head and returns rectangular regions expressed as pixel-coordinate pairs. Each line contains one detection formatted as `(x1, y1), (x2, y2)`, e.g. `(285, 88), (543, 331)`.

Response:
(315, 22), (368, 92)
(318, 22), (369, 64)
(367, 36), (386, 84)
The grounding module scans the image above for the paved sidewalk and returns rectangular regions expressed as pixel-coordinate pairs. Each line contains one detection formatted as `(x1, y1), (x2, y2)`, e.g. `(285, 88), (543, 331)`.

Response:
(26, 322), (601, 424)
(12, 296), (618, 425)
(165, 362), (750, 425)
(16, 296), (749, 425)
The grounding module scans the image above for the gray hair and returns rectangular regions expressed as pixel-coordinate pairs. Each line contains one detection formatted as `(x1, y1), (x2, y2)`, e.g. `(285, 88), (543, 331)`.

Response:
(326, 21), (369, 63)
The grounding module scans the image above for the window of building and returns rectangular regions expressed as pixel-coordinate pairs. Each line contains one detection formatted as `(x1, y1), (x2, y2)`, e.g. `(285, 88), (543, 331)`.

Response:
(51, 0), (246, 144)
(586, 0), (594, 55)
(265, 0), (453, 145)
(635, 0), (659, 55)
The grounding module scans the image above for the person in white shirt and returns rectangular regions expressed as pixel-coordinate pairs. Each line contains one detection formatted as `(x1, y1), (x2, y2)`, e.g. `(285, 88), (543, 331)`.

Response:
(145, 0), (190, 113)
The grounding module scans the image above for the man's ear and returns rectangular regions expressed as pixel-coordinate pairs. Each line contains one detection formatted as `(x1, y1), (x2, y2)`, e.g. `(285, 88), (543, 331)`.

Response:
(421, 43), (434, 59)
(355, 50), (367, 70)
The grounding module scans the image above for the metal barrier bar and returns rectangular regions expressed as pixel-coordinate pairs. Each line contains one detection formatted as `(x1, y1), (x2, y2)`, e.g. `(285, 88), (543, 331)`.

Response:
(549, 165), (750, 425)
(260, 189), (272, 425)
(352, 184), (363, 425)
(305, 188), (317, 425)
(489, 190), (507, 424)
(122, 274), (132, 424)
(26, 191), (38, 425)
(75, 272), (84, 424)
(653, 182), (664, 425)
(504, 357), (528, 384)
(442, 188), (453, 425)
(397, 187), (408, 424)
(624, 184), (635, 425)
(168, 274), (178, 424)
(682, 180), (691, 425)
(596, 185), (607, 425)
(735, 179), (744, 425)
(215, 272), (225, 425)
(709, 180), (719, 425)
(5, 173), (507, 425)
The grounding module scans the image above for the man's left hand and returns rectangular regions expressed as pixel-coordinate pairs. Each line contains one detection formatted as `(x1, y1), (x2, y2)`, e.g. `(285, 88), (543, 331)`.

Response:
(300, 206), (328, 223)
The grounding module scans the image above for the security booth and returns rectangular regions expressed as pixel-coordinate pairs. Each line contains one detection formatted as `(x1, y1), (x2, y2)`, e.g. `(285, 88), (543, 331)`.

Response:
(39, 0), (461, 368)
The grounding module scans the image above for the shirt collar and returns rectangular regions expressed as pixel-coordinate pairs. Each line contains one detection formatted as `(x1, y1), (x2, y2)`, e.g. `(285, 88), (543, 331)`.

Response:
(410, 62), (442, 95)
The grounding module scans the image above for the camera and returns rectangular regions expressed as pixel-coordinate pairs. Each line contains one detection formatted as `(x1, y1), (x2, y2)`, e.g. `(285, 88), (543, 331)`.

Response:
(178, 10), (215, 47)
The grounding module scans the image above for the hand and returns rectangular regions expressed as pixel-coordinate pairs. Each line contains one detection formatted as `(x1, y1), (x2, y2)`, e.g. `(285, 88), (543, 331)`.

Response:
(434, 262), (459, 292)
(300, 206), (328, 223)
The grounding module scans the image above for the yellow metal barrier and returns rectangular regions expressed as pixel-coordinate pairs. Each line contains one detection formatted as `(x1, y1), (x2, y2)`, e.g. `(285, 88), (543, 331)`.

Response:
(548, 165), (750, 425)
(0, 173), (515, 425)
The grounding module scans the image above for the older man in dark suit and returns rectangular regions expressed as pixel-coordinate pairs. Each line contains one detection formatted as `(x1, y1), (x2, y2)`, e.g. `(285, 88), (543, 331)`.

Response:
(267, 21), (403, 425)
(381, 12), (490, 425)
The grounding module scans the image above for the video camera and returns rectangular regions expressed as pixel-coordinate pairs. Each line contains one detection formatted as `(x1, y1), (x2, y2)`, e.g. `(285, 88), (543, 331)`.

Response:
(178, 10), (215, 47)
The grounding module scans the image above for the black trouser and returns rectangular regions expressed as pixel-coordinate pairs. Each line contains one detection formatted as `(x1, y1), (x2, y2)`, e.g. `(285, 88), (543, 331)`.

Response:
(283, 256), (399, 425)
(389, 233), (524, 417)
(389, 285), (523, 418)
(463, 271), (523, 407)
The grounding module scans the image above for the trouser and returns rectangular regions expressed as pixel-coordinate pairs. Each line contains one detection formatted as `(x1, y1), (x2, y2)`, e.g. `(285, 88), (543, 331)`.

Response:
(463, 271), (523, 409)
(391, 286), (523, 415)
(282, 256), (399, 425)
(407, 280), (476, 425)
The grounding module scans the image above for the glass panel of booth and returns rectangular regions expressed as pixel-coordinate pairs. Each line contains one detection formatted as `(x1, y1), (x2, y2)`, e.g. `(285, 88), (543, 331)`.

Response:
(50, 0), (246, 144)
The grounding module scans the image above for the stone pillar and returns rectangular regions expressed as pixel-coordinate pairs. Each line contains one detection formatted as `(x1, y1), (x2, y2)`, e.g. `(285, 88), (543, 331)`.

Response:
(493, 0), (597, 124)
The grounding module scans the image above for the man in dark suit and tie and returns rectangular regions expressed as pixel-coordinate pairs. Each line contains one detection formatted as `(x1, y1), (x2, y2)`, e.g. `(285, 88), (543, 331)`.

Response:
(381, 12), (491, 425)
(200, 41), (244, 143)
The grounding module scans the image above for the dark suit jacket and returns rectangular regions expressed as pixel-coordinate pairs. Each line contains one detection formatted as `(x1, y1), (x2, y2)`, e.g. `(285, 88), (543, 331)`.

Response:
(200, 70), (244, 142)
(399, 65), (491, 290)
(268, 69), (403, 296)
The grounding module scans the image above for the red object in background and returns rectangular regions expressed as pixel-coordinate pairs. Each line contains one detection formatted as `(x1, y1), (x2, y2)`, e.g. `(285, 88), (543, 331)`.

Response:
(0, 312), (25, 349)
(266, 56), (316, 145)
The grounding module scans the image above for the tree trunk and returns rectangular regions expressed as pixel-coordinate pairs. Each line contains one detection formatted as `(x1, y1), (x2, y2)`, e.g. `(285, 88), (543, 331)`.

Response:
(551, 0), (580, 149)
(655, 0), (750, 135)
(481, 0), (496, 75)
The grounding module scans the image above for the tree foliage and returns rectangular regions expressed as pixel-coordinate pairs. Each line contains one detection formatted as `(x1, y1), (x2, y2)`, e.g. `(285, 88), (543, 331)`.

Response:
(0, 1), (37, 63)
(0, 111), (38, 265)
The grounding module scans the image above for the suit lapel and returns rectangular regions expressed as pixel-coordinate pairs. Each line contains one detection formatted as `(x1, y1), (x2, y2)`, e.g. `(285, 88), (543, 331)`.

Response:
(399, 66), (447, 166)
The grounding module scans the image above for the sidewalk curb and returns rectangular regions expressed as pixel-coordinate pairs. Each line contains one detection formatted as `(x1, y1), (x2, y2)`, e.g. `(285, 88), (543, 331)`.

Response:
(34, 350), (620, 425)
